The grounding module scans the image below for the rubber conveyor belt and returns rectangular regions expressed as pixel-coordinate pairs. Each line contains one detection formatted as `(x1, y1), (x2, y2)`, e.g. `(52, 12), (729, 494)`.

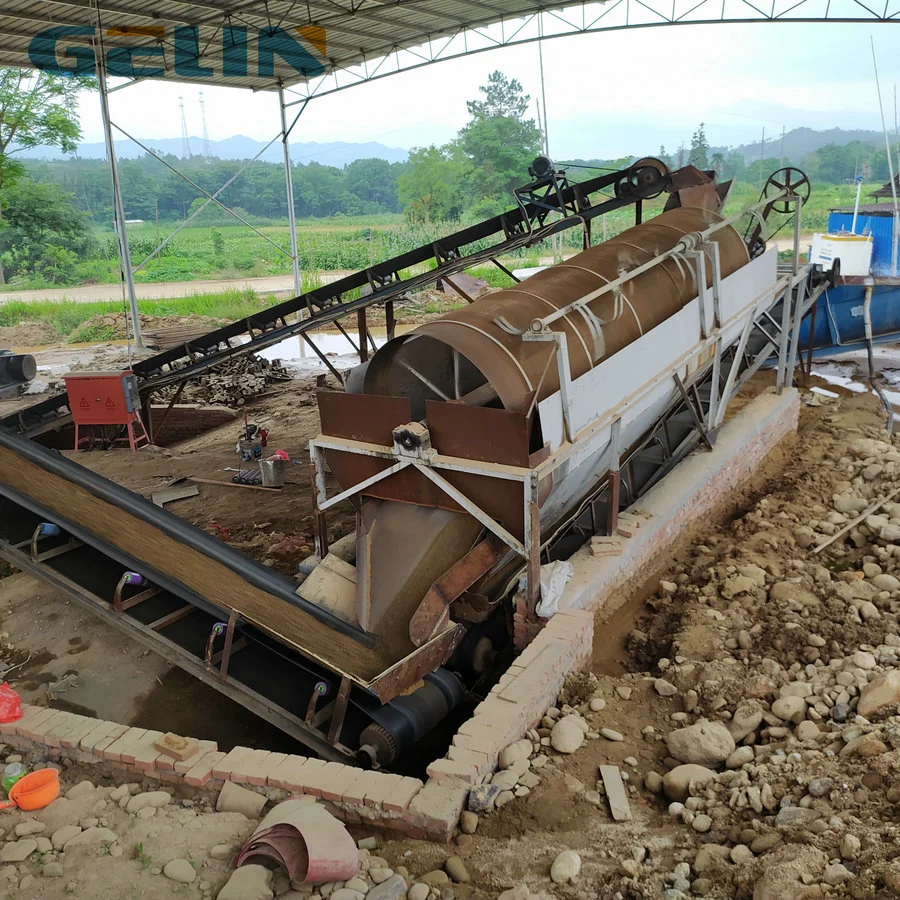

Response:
(0, 427), (400, 686)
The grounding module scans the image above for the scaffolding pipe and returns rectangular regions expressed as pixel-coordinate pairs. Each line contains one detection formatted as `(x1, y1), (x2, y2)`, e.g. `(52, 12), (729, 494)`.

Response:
(96, 54), (142, 348)
(279, 87), (303, 299)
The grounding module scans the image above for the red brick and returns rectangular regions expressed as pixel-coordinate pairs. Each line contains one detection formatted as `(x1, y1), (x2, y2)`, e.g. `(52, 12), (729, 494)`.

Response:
(60, 717), (103, 750)
(317, 763), (361, 802)
(340, 770), (381, 805)
(212, 746), (252, 781)
(130, 731), (165, 771)
(79, 721), (122, 754)
(426, 758), (478, 784)
(92, 726), (130, 758)
(269, 755), (312, 791)
(362, 772), (404, 808)
(39, 711), (85, 747)
(16, 707), (60, 741)
(383, 776), (423, 813)
(0, 703), (38, 736)
(174, 740), (217, 774)
(102, 727), (148, 763)
(228, 748), (276, 786)
(184, 751), (225, 787)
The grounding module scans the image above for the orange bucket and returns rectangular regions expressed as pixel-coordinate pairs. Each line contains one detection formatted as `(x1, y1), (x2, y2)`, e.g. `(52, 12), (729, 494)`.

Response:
(0, 769), (59, 811)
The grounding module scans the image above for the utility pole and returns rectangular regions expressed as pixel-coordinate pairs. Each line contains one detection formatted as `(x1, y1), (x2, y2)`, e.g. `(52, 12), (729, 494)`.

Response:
(759, 126), (766, 189)
(180, 97), (192, 160)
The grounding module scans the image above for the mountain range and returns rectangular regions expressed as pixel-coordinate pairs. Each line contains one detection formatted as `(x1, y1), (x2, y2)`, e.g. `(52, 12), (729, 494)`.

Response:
(727, 127), (891, 164)
(14, 135), (409, 167)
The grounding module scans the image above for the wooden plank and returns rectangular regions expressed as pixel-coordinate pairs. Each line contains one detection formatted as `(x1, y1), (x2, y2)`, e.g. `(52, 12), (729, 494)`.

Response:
(187, 477), (281, 493)
(599, 765), (632, 822)
(152, 484), (199, 507)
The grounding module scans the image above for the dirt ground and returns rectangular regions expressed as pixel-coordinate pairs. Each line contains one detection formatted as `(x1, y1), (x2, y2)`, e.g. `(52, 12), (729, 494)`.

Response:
(6, 326), (900, 897)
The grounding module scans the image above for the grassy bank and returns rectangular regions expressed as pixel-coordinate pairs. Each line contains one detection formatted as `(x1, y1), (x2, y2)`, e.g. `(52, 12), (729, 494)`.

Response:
(0, 289), (273, 342)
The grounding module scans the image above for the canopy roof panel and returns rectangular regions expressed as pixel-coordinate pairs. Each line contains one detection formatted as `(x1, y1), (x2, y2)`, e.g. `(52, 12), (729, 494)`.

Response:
(0, 0), (586, 92)
(1, 0), (899, 95)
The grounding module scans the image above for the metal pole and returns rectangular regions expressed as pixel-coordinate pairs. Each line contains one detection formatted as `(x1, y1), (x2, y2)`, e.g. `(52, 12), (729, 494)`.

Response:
(279, 87), (302, 299)
(96, 56), (142, 348)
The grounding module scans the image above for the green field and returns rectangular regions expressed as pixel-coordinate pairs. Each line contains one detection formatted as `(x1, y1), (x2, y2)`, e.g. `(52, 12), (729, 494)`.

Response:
(0, 177), (863, 343)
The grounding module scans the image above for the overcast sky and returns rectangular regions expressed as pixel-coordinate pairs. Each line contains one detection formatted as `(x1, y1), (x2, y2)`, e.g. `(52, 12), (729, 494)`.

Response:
(76, 22), (900, 161)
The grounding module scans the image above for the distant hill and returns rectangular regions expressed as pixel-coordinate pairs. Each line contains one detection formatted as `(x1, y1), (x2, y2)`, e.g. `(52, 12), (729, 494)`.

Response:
(15, 135), (409, 166)
(730, 127), (886, 164)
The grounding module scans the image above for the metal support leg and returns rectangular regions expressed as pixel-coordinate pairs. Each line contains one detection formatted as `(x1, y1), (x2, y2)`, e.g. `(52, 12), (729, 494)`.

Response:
(775, 284), (792, 393)
(279, 87), (302, 300)
(357, 309), (369, 363)
(327, 677), (351, 744)
(385, 301), (396, 341)
(607, 469), (621, 536)
(96, 54), (142, 348)
(786, 281), (806, 389)
(523, 474), (541, 621)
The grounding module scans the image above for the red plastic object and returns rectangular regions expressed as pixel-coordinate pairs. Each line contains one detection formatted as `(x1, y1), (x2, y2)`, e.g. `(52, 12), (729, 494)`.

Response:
(64, 371), (149, 451)
(0, 683), (22, 723)
(236, 801), (358, 884)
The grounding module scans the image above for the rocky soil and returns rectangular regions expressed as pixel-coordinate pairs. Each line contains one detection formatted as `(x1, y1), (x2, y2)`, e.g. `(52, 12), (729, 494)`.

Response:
(371, 385), (900, 899)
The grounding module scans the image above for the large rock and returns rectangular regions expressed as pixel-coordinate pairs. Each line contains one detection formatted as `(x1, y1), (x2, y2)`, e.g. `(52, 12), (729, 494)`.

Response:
(216, 865), (273, 900)
(550, 850), (581, 884)
(771, 696), (808, 724)
(666, 720), (735, 767)
(0, 840), (36, 863)
(858, 670), (900, 717)
(498, 739), (532, 770)
(722, 575), (758, 599)
(62, 827), (117, 849)
(216, 781), (266, 819)
(550, 716), (585, 754)
(662, 764), (718, 802)
(164, 859), (197, 884)
(729, 701), (764, 742)
(365, 874), (407, 900)
(872, 573), (900, 592)
(126, 791), (172, 814)
(769, 581), (819, 609)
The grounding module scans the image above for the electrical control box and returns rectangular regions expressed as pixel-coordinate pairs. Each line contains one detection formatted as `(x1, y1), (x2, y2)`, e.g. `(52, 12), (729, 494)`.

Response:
(65, 371), (141, 426)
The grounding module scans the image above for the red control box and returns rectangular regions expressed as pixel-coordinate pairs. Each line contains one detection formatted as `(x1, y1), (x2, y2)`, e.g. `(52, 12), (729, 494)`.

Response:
(65, 371), (140, 426)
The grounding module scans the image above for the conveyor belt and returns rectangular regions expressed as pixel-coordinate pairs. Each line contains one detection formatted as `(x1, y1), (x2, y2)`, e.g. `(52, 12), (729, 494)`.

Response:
(0, 428), (408, 686)
(0, 164), (667, 437)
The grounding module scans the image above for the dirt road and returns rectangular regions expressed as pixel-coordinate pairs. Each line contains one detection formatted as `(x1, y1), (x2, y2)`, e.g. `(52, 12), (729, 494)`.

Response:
(0, 272), (353, 305)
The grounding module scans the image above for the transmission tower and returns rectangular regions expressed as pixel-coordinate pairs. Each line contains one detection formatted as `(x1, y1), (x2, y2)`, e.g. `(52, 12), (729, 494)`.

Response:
(179, 96), (192, 159)
(199, 92), (211, 160)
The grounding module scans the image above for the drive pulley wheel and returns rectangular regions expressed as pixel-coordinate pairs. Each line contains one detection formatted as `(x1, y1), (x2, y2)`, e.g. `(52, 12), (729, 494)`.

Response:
(763, 167), (810, 213)
(615, 156), (669, 201)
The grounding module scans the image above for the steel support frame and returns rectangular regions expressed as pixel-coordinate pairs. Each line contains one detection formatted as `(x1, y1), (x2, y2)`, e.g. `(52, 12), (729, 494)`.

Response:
(90, 66), (309, 351)
(0, 539), (351, 762)
(95, 45), (141, 348)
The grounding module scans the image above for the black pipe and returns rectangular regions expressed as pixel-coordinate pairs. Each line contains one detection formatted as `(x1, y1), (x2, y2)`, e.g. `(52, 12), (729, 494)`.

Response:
(0, 352), (36, 386)
(357, 668), (465, 767)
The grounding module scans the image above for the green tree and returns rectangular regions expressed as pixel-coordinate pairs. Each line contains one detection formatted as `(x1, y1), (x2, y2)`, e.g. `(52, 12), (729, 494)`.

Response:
(0, 68), (89, 282)
(457, 71), (542, 213)
(397, 145), (470, 223)
(688, 123), (710, 171)
(0, 179), (96, 284)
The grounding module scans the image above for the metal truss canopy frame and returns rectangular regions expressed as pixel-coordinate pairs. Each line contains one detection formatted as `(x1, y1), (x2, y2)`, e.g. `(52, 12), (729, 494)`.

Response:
(2, 1), (899, 96)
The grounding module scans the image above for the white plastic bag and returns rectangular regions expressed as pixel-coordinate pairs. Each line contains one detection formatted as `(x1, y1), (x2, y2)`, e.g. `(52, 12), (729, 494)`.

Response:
(533, 559), (575, 618)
